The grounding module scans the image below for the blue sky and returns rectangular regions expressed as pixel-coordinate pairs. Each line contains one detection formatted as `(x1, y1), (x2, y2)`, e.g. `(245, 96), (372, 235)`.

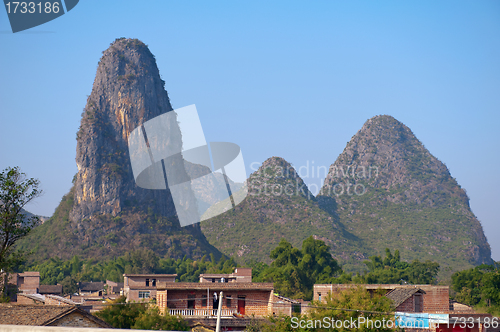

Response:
(1, 1), (499, 260)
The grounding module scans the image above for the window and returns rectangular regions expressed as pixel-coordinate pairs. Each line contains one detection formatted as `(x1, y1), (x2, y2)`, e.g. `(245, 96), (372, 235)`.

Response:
(152, 279), (156, 287)
(139, 291), (150, 299)
(212, 278), (215, 283)
(145, 279), (149, 287)
(226, 295), (232, 307)
(202, 294), (207, 307)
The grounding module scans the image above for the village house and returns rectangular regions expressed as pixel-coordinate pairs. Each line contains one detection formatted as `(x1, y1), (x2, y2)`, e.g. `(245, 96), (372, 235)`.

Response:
(153, 268), (274, 331)
(199, 268), (253, 283)
(106, 279), (124, 295)
(78, 281), (105, 296)
(123, 273), (177, 302)
(9, 271), (41, 294)
(3, 271), (67, 304)
(314, 284), (496, 332)
(0, 303), (111, 328)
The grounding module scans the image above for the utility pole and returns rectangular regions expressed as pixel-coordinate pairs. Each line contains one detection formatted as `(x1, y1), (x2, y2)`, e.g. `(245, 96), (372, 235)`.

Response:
(216, 291), (223, 332)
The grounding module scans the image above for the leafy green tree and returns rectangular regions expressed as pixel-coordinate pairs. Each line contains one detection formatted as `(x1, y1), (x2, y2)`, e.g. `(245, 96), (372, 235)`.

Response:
(95, 296), (146, 329)
(0, 167), (42, 297)
(306, 286), (396, 332)
(132, 306), (189, 331)
(362, 249), (439, 285)
(60, 275), (78, 295)
(255, 237), (343, 300)
(451, 263), (500, 314)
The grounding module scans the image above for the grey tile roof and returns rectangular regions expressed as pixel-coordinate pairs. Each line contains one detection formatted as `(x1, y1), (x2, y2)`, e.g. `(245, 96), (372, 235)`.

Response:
(38, 284), (63, 295)
(0, 304), (110, 327)
(385, 287), (425, 308)
(79, 281), (105, 292)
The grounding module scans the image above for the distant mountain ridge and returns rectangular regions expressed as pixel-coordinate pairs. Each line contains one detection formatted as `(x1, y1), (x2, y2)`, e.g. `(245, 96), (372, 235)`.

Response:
(201, 156), (367, 266)
(201, 115), (492, 276)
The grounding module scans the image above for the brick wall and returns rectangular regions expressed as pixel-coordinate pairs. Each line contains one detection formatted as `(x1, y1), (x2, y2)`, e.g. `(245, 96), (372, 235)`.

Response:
(314, 284), (450, 313)
(314, 285), (334, 302)
(397, 296), (415, 312)
(127, 289), (158, 302)
(19, 274), (40, 294)
(418, 286), (449, 313)
(125, 276), (175, 288)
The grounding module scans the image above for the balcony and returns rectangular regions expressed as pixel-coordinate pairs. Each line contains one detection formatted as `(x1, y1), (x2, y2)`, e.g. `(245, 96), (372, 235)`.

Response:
(168, 308), (236, 318)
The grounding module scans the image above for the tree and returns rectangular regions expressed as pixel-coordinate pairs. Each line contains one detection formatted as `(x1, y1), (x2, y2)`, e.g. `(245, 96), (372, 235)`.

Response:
(256, 237), (343, 300)
(362, 249), (439, 285)
(95, 296), (147, 329)
(306, 286), (396, 332)
(0, 167), (42, 296)
(132, 306), (189, 331)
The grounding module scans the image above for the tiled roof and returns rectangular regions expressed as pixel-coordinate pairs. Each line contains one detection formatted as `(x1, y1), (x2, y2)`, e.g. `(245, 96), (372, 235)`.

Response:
(18, 293), (45, 303)
(79, 281), (105, 292)
(0, 304), (110, 327)
(158, 282), (273, 291)
(385, 287), (425, 308)
(39, 284), (63, 294)
(45, 294), (79, 305)
(274, 294), (299, 304)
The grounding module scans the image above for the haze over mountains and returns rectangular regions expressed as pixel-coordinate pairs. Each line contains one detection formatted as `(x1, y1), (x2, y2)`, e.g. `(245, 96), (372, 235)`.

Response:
(17, 39), (492, 277)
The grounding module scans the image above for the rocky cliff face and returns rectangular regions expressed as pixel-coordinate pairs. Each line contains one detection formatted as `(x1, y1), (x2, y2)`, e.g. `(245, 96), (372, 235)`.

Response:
(17, 38), (220, 262)
(70, 38), (178, 222)
(318, 115), (492, 271)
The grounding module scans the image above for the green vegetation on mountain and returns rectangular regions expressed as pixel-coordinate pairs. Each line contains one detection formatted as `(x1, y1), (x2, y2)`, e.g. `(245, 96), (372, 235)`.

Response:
(201, 157), (366, 268)
(202, 115), (491, 280)
(16, 184), (220, 264)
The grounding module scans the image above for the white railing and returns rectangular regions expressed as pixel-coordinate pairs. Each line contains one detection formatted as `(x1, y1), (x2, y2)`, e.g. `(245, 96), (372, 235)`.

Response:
(168, 308), (236, 317)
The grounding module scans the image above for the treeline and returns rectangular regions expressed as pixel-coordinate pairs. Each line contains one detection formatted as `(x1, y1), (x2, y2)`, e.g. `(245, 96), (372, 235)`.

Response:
(251, 240), (440, 300)
(451, 263), (500, 315)
(29, 250), (237, 295)
(27, 237), (441, 301)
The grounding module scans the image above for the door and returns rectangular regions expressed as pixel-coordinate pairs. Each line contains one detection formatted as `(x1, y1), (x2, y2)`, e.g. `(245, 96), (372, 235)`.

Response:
(188, 294), (195, 309)
(238, 296), (246, 315)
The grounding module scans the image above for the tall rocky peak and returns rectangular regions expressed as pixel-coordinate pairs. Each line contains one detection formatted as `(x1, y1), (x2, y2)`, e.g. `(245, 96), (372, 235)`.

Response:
(17, 38), (221, 262)
(71, 38), (179, 222)
(319, 115), (492, 271)
(320, 115), (468, 207)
